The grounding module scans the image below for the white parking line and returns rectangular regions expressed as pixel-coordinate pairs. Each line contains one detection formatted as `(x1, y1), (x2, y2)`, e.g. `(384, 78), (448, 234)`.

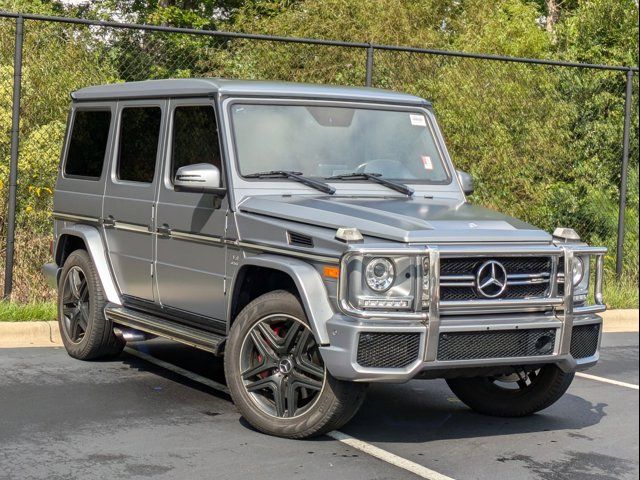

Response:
(576, 372), (639, 390)
(327, 431), (455, 480)
(124, 346), (455, 480)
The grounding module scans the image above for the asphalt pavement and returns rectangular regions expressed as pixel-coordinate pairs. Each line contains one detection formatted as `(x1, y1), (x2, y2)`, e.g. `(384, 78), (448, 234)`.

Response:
(0, 332), (637, 480)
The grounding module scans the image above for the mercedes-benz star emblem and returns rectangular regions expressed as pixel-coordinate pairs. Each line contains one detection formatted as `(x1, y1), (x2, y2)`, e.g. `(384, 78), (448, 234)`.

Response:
(278, 358), (293, 375)
(476, 260), (508, 298)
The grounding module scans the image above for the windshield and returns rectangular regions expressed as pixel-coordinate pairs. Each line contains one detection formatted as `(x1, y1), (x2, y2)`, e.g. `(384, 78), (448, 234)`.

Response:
(230, 104), (451, 184)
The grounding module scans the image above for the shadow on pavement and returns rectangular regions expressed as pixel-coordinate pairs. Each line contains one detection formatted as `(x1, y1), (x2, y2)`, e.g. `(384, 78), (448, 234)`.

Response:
(119, 339), (608, 444)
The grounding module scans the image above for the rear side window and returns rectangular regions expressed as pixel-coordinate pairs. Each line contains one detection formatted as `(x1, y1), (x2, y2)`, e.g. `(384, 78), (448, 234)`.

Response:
(117, 107), (162, 183)
(64, 110), (111, 179)
(171, 105), (222, 179)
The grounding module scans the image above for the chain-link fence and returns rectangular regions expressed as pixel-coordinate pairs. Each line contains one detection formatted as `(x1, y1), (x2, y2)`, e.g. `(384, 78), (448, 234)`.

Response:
(0, 12), (638, 304)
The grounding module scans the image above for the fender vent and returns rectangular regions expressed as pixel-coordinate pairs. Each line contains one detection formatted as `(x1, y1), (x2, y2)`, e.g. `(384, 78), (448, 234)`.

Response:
(287, 231), (314, 248)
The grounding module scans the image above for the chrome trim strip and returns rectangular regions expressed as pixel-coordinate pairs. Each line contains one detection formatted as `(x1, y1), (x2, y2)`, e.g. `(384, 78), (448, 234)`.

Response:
(441, 297), (563, 310)
(237, 240), (340, 264)
(170, 230), (224, 244)
(113, 221), (151, 234)
(161, 227), (340, 263)
(52, 212), (100, 223)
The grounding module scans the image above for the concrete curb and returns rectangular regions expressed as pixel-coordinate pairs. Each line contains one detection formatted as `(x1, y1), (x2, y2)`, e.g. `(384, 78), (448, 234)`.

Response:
(600, 309), (639, 333)
(0, 321), (62, 348)
(0, 310), (637, 348)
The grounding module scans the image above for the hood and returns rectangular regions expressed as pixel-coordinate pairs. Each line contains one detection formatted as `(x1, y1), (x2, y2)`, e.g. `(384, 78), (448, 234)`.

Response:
(238, 195), (552, 243)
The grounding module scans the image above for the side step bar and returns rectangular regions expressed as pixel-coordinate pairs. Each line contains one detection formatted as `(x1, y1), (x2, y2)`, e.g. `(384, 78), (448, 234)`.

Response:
(104, 304), (225, 355)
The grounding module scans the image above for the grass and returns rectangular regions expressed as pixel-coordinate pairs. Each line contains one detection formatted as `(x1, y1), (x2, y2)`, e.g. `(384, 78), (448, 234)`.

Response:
(603, 276), (639, 310)
(0, 301), (56, 322)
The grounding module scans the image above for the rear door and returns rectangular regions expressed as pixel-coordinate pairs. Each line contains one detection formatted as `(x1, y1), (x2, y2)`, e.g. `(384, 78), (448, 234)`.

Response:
(102, 100), (166, 303)
(154, 99), (227, 331)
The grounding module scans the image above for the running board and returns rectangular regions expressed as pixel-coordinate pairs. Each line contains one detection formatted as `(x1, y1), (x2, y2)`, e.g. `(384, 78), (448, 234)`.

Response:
(104, 304), (225, 355)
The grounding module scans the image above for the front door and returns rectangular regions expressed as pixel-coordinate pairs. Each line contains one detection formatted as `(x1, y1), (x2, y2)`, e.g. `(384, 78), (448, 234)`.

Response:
(154, 99), (227, 331)
(103, 101), (166, 303)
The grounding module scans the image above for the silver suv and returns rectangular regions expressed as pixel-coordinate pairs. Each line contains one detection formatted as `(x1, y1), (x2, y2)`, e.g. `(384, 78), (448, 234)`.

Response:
(44, 79), (606, 439)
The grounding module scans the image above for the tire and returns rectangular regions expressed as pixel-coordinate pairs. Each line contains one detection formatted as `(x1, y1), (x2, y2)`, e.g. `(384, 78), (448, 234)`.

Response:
(225, 290), (367, 439)
(446, 365), (574, 417)
(57, 249), (125, 360)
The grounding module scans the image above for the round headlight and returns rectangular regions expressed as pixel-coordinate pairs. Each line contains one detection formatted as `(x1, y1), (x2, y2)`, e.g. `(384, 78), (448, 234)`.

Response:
(572, 256), (585, 286)
(365, 257), (395, 292)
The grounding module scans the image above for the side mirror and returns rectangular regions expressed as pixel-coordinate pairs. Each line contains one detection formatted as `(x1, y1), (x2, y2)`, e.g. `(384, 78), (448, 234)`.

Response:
(456, 169), (474, 196)
(174, 163), (225, 195)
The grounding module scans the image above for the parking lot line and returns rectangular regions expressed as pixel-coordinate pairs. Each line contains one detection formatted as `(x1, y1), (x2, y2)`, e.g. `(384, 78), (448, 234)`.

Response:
(327, 431), (455, 480)
(576, 372), (639, 390)
(124, 346), (454, 480)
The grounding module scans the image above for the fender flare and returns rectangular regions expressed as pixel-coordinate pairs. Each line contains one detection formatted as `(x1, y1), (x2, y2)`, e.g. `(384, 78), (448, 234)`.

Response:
(228, 254), (334, 345)
(56, 224), (122, 305)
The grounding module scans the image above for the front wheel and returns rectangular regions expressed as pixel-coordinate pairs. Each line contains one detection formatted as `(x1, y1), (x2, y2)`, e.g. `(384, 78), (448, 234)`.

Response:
(446, 365), (574, 417)
(225, 290), (366, 439)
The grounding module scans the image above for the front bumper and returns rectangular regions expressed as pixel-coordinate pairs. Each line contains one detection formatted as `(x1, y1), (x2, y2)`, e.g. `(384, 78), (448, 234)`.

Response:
(322, 243), (607, 383)
(319, 311), (602, 382)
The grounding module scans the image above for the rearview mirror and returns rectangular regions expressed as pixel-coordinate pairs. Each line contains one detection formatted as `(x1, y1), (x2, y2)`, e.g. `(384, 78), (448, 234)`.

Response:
(456, 170), (474, 196)
(174, 163), (225, 195)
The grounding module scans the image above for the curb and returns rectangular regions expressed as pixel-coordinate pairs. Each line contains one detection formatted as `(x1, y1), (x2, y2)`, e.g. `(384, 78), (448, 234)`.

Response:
(600, 309), (639, 333)
(0, 321), (62, 348)
(0, 310), (637, 348)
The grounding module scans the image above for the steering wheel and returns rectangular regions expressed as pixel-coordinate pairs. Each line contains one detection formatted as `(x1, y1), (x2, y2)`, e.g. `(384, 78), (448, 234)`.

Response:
(355, 159), (413, 178)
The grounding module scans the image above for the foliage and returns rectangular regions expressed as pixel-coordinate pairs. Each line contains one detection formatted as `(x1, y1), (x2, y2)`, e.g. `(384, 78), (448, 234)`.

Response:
(0, 0), (637, 308)
(0, 300), (56, 321)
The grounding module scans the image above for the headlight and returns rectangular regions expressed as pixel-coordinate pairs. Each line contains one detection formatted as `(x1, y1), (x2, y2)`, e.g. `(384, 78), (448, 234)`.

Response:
(340, 253), (415, 312)
(365, 257), (395, 292)
(572, 256), (585, 286)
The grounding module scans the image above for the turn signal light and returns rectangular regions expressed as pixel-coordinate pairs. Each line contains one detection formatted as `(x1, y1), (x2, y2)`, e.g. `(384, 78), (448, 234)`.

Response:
(323, 266), (340, 279)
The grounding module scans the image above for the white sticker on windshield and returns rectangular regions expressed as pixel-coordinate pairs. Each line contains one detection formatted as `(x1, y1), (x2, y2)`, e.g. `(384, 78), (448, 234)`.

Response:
(421, 155), (433, 170)
(410, 114), (427, 126)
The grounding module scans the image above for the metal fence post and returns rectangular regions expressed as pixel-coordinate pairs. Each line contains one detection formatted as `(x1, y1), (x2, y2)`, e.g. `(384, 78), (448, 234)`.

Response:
(3, 16), (24, 299)
(615, 69), (634, 278)
(365, 44), (374, 87)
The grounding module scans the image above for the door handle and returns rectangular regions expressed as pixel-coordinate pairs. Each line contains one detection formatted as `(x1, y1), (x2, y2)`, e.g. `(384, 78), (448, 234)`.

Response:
(157, 224), (172, 238)
(100, 215), (115, 228)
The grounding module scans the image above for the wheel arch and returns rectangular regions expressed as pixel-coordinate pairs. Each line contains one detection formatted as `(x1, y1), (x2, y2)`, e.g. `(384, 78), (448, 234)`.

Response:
(56, 224), (122, 305)
(227, 254), (334, 345)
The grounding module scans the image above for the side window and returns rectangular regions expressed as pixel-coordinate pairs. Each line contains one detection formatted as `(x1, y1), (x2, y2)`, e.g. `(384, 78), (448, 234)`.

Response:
(117, 107), (162, 183)
(171, 105), (221, 180)
(64, 110), (111, 179)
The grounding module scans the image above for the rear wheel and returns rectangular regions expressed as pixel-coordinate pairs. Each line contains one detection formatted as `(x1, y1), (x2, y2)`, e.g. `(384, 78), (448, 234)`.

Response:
(446, 365), (574, 417)
(58, 250), (124, 360)
(225, 290), (366, 438)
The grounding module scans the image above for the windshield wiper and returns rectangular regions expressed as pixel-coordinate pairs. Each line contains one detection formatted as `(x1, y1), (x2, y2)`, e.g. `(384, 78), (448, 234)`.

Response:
(244, 170), (335, 195)
(326, 172), (414, 197)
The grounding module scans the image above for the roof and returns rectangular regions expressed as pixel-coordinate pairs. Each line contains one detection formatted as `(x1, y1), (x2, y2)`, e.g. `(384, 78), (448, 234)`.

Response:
(71, 78), (430, 105)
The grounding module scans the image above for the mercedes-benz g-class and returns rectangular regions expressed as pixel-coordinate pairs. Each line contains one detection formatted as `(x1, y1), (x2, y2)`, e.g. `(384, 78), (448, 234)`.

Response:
(44, 79), (606, 438)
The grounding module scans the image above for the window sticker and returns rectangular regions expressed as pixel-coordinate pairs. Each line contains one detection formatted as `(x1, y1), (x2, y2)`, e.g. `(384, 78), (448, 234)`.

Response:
(410, 114), (427, 127)
(421, 155), (434, 170)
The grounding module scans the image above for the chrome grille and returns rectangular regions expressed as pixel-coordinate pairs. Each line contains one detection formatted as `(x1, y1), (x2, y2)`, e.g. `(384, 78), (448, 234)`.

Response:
(439, 256), (552, 301)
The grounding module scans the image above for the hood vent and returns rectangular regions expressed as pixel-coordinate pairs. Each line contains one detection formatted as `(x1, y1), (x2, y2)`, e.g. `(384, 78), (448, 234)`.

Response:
(287, 231), (314, 248)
